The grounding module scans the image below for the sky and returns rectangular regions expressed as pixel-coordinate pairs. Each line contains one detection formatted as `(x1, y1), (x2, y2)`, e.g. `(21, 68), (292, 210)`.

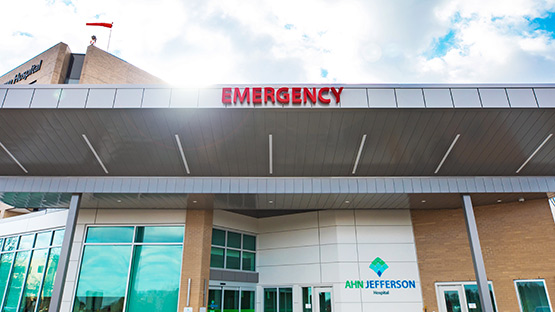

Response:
(1, 0), (555, 85)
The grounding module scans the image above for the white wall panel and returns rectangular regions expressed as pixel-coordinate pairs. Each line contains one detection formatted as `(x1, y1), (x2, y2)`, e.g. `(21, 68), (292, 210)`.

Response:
(320, 244), (358, 263)
(356, 225), (415, 244)
(354, 209), (411, 226)
(321, 262), (360, 283)
(333, 282), (362, 303)
(362, 302), (423, 312)
(213, 210), (258, 233)
(258, 264), (321, 284)
(258, 228), (319, 249)
(358, 262), (420, 281)
(319, 210), (355, 227)
(357, 243), (418, 262)
(319, 226), (356, 244)
(0, 210), (67, 236)
(336, 302), (363, 312)
(258, 211), (318, 233)
(339, 89), (368, 108)
(258, 246), (320, 266)
(360, 283), (422, 303)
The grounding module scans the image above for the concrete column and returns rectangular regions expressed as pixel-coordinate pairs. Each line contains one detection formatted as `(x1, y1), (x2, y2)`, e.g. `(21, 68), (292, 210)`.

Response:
(178, 195), (214, 312)
(461, 194), (494, 312)
(49, 193), (81, 312)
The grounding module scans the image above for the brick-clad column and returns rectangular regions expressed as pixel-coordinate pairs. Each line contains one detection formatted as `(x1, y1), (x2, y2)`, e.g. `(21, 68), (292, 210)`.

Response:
(178, 195), (214, 312)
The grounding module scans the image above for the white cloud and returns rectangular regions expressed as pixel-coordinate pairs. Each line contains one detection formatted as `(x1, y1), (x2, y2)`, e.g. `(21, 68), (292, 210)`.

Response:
(1, 0), (555, 84)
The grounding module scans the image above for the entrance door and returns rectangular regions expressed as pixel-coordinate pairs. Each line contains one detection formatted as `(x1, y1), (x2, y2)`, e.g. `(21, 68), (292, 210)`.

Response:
(313, 288), (333, 312)
(438, 285), (469, 312)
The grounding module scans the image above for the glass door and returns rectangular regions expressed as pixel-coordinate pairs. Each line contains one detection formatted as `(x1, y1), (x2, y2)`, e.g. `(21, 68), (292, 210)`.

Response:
(438, 285), (469, 312)
(313, 288), (333, 312)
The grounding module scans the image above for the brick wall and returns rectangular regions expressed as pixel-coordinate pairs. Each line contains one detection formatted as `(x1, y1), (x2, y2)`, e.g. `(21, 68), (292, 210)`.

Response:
(412, 199), (555, 312)
(79, 45), (165, 84)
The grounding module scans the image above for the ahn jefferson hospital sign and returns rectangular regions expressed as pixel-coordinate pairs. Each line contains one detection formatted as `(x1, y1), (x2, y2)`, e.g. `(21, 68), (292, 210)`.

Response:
(222, 86), (344, 106)
(345, 257), (417, 296)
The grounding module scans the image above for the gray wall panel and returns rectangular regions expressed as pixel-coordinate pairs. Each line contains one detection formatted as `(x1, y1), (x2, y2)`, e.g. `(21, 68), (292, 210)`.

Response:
(423, 89), (453, 108)
(368, 89), (396, 108)
(86, 89), (116, 108)
(451, 89), (481, 108)
(3, 89), (34, 108)
(396, 89), (425, 108)
(30, 89), (61, 108)
(507, 89), (538, 108)
(534, 88), (555, 108)
(478, 89), (509, 108)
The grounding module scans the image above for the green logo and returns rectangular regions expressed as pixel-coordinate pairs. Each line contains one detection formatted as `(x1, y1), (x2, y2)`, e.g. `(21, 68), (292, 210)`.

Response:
(369, 257), (388, 277)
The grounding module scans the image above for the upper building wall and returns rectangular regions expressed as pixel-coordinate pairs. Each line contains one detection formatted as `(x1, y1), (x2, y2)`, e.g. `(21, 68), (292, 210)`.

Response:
(79, 45), (165, 84)
(0, 42), (72, 85)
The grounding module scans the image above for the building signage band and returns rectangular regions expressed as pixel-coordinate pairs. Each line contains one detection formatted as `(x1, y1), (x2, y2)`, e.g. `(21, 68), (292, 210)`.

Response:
(345, 257), (417, 296)
(3, 60), (42, 85)
(222, 87), (344, 106)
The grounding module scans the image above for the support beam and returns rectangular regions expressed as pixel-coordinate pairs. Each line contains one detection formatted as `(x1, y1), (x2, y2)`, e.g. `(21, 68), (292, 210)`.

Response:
(461, 194), (494, 312)
(49, 193), (81, 312)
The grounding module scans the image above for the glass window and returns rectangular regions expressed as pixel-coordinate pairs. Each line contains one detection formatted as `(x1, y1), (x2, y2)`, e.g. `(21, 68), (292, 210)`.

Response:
(264, 288), (277, 312)
(126, 245), (182, 312)
(243, 235), (255, 251)
(223, 289), (239, 312)
(279, 288), (293, 312)
(227, 232), (241, 249)
(0, 253), (15, 304)
(85, 227), (134, 243)
(73, 245), (132, 312)
(211, 248), (225, 268)
(226, 250), (241, 270)
(302, 287), (312, 312)
(18, 234), (35, 250)
(241, 290), (255, 312)
(242, 252), (255, 272)
(52, 230), (64, 246)
(211, 229), (256, 271)
(134, 226), (184, 243)
(35, 232), (52, 248)
(19, 248), (49, 312)
(464, 284), (497, 312)
(208, 289), (222, 312)
(3, 251), (31, 311)
(3, 237), (18, 251)
(212, 229), (226, 246)
(38, 247), (61, 311)
(516, 280), (553, 312)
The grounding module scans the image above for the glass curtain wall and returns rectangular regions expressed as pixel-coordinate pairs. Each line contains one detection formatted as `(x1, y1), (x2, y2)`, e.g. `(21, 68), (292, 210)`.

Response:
(210, 229), (256, 271)
(0, 229), (64, 312)
(72, 226), (184, 312)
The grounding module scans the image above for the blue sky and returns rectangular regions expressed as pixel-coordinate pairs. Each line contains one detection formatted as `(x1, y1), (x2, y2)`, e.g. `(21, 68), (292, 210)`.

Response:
(1, 0), (555, 84)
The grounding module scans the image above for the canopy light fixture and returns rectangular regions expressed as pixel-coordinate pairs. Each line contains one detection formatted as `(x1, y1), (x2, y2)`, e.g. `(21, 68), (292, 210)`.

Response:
(0, 141), (28, 174)
(174, 134), (191, 175)
(352, 134), (367, 175)
(269, 134), (273, 175)
(516, 133), (553, 174)
(82, 134), (109, 174)
(434, 134), (461, 174)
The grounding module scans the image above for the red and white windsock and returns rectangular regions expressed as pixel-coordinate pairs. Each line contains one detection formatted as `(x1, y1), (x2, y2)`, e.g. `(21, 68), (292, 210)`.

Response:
(86, 22), (114, 50)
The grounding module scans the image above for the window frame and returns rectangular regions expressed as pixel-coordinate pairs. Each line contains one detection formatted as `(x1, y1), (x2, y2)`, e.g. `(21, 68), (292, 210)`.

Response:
(263, 286), (293, 312)
(72, 224), (185, 312)
(211, 228), (256, 272)
(514, 279), (553, 312)
(0, 228), (64, 312)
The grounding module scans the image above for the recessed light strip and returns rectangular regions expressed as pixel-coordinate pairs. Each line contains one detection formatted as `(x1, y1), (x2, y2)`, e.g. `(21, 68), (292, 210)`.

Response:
(0, 141), (28, 173)
(82, 134), (109, 174)
(352, 134), (367, 175)
(269, 134), (273, 175)
(174, 134), (191, 175)
(434, 133), (461, 174)
(516, 133), (553, 174)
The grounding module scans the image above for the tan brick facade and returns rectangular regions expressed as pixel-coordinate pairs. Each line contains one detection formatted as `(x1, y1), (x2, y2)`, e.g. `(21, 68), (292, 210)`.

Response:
(179, 199), (214, 312)
(412, 199), (555, 312)
(79, 45), (165, 84)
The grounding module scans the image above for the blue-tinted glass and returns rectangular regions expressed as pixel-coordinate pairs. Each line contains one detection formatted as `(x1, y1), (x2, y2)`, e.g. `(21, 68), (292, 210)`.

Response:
(517, 281), (552, 312)
(243, 235), (256, 251)
(0, 253), (15, 305)
(18, 234), (35, 250)
(3, 251), (31, 311)
(52, 230), (64, 246)
(210, 247), (224, 268)
(73, 245), (132, 312)
(3, 237), (18, 251)
(126, 245), (182, 312)
(0, 238), (3, 250)
(212, 229), (225, 246)
(242, 252), (255, 271)
(464, 284), (497, 312)
(37, 247), (60, 311)
(35, 232), (52, 248)
(227, 232), (241, 249)
(19, 248), (48, 312)
(85, 227), (134, 243)
(134, 226), (184, 243)
(226, 249), (240, 270)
